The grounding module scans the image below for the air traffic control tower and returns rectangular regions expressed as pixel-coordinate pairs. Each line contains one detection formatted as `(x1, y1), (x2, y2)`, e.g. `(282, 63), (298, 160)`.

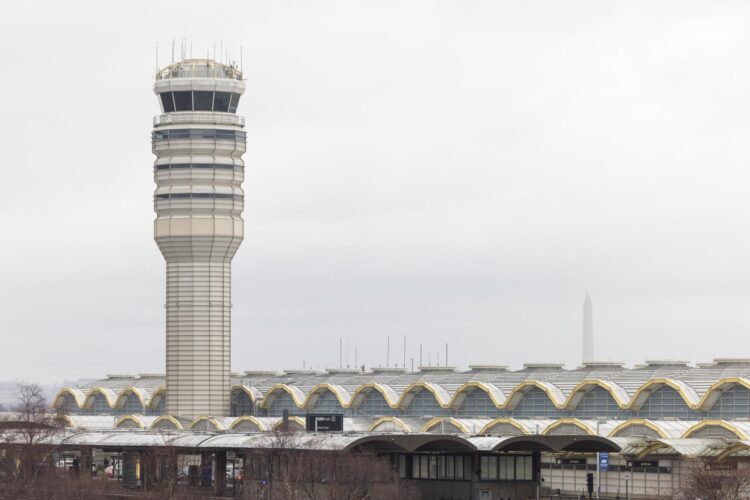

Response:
(152, 59), (246, 418)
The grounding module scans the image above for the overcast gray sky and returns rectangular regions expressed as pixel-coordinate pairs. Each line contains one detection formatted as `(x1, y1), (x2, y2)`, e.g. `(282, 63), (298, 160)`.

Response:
(1, 1), (750, 383)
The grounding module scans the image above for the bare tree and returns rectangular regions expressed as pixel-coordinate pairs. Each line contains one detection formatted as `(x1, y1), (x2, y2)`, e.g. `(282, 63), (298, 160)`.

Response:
(0, 383), (62, 499)
(238, 431), (417, 500)
(325, 450), (416, 500)
(675, 460), (750, 500)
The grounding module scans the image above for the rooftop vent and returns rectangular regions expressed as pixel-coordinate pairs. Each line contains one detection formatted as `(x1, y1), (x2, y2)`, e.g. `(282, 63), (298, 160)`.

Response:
(325, 368), (362, 375)
(371, 367), (407, 374)
(713, 358), (750, 365)
(643, 360), (690, 368)
(468, 364), (509, 372)
(522, 363), (565, 370)
(282, 370), (319, 376)
(580, 362), (625, 370)
(135, 373), (165, 379)
(418, 366), (457, 373)
(243, 370), (280, 377)
(105, 374), (133, 379)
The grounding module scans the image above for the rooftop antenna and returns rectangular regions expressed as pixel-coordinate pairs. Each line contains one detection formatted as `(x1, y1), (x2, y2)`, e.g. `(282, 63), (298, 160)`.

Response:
(355, 346), (358, 368)
(403, 335), (406, 369)
(171, 39), (175, 63)
(386, 336), (390, 367)
(420, 344), (423, 367)
(428, 351), (431, 366)
(213, 42), (216, 62)
(190, 41), (193, 59)
(437, 351), (440, 366)
(346, 335), (349, 369)
(339, 337), (343, 369)
(220, 40), (223, 64)
(583, 293), (594, 364)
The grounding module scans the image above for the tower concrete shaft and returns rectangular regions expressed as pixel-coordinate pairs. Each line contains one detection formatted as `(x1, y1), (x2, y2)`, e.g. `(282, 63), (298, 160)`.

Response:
(152, 59), (246, 418)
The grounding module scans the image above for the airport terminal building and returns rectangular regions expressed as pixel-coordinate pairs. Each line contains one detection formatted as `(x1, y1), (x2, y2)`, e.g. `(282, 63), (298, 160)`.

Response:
(51, 359), (750, 498)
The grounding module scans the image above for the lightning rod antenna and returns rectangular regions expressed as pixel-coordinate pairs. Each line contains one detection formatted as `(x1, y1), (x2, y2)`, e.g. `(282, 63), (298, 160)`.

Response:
(387, 336), (390, 367)
(403, 335), (406, 369)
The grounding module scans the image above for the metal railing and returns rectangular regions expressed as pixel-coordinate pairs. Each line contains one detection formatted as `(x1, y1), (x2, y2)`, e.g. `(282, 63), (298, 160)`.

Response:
(156, 63), (242, 81)
(153, 113), (245, 127)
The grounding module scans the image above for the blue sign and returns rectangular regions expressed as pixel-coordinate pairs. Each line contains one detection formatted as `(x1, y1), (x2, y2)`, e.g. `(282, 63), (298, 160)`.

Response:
(599, 452), (609, 471)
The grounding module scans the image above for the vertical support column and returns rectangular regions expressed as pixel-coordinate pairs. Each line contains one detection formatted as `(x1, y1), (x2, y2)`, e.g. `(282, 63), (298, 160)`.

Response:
(237, 452), (247, 496)
(142, 451), (157, 491)
(3, 449), (17, 478)
(80, 448), (93, 480)
(200, 452), (213, 488)
(215, 450), (227, 496)
(282, 409), (289, 432)
(471, 452), (479, 498)
(122, 452), (139, 488)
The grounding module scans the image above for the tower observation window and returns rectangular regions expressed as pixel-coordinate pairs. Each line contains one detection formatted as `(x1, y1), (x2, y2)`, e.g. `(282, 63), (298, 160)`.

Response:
(157, 91), (242, 113)
(229, 93), (240, 113)
(154, 163), (240, 170)
(173, 91), (193, 111)
(160, 93), (175, 113)
(213, 92), (231, 112)
(152, 129), (246, 141)
(155, 193), (243, 201)
(193, 91), (214, 111)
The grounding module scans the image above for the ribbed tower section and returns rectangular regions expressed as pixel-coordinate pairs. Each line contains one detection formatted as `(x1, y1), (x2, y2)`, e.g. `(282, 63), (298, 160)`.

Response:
(152, 60), (245, 418)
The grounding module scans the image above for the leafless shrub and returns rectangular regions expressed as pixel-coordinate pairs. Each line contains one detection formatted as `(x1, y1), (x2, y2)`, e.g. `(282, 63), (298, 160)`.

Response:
(238, 431), (418, 500)
(674, 460), (750, 500)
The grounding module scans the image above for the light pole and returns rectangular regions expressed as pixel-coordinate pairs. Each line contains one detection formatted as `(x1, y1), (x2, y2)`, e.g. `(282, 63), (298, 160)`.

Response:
(596, 420), (602, 500)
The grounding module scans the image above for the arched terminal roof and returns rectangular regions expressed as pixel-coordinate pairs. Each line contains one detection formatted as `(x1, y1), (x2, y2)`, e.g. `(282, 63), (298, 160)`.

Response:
(57, 360), (750, 413)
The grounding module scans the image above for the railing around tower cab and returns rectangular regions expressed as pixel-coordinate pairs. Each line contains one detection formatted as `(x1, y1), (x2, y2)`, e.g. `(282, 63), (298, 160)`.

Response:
(153, 113), (245, 127)
(155, 63), (242, 81)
